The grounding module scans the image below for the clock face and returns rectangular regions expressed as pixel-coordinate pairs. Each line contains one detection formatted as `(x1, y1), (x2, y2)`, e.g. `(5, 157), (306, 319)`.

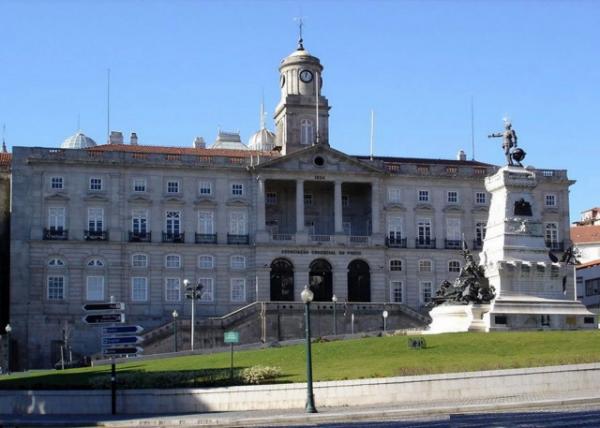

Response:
(280, 74), (285, 88)
(299, 69), (313, 83)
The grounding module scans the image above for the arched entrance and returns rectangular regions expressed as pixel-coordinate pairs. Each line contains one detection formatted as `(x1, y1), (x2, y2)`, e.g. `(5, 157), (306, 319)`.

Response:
(270, 258), (294, 301)
(309, 259), (333, 301)
(347, 259), (371, 302)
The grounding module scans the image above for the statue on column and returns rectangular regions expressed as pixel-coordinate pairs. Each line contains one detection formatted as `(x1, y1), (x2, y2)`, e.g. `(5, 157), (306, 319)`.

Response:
(488, 119), (526, 167)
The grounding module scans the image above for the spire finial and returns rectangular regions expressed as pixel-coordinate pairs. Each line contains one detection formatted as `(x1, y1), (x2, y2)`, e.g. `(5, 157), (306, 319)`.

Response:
(1, 124), (6, 153)
(260, 91), (266, 130)
(293, 16), (305, 50)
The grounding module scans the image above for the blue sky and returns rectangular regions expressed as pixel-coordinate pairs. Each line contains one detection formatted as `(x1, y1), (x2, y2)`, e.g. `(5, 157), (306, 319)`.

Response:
(1, 0), (598, 221)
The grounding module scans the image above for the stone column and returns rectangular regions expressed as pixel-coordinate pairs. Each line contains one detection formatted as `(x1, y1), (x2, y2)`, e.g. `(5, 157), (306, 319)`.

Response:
(371, 180), (380, 234)
(296, 179), (305, 233)
(255, 177), (268, 243)
(334, 180), (343, 234)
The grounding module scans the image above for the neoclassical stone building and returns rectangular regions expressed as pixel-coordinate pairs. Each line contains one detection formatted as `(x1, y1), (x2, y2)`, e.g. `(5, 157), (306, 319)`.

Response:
(8, 41), (574, 368)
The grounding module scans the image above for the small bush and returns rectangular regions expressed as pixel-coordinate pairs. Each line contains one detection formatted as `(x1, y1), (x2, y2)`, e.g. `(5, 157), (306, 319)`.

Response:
(240, 365), (282, 385)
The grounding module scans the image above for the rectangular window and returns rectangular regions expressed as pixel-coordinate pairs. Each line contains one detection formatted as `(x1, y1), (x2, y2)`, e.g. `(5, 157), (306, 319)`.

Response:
(418, 190), (430, 202)
(446, 218), (461, 241)
(420, 281), (432, 304)
(86, 276), (104, 301)
(51, 176), (64, 190)
(343, 222), (352, 236)
(305, 220), (315, 235)
(47, 276), (65, 300)
(449, 260), (461, 272)
(390, 281), (403, 303)
(545, 222), (559, 245)
(389, 259), (402, 271)
(198, 211), (214, 234)
(198, 255), (214, 269)
(198, 181), (212, 196)
(132, 209), (148, 234)
(89, 177), (103, 191)
(417, 218), (432, 243)
(387, 216), (404, 240)
(48, 207), (66, 230)
(198, 277), (214, 302)
(475, 221), (487, 243)
(230, 255), (246, 269)
(419, 259), (432, 272)
(475, 192), (487, 205)
(165, 254), (181, 268)
(132, 253), (148, 268)
(88, 207), (104, 232)
(585, 278), (600, 296)
(388, 187), (401, 203)
(231, 183), (244, 196)
(447, 191), (458, 204)
(165, 278), (181, 302)
(167, 180), (180, 194)
(165, 211), (181, 234)
(545, 194), (557, 207)
(266, 192), (278, 205)
(230, 278), (246, 302)
(131, 277), (148, 302)
(133, 178), (146, 192)
(304, 193), (313, 207)
(229, 211), (247, 235)
(342, 195), (350, 208)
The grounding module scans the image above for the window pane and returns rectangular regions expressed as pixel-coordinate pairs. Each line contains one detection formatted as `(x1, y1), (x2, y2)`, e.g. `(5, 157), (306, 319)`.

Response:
(86, 276), (104, 301)
(131, 277), (148, 301)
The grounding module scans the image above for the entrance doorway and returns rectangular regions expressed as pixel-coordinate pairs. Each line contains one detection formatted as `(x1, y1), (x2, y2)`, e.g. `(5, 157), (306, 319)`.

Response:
(309, 259), (333, 301)
(347, 259), (371, 302)
(270, 258), (294, 301)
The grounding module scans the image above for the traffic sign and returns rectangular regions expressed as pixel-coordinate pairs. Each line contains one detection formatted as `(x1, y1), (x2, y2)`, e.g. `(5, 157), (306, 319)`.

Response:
(102, 336), (143, 347)
(224, 331), (239, 344)
(102, 325), (144, 335)
(102, 346), (143, 356)
(83, 313), (125, 325)
(83, 302), (125, 311)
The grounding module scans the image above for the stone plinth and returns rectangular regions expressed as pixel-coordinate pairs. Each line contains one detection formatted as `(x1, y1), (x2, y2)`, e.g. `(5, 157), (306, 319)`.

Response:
(427, 303), (491, 334)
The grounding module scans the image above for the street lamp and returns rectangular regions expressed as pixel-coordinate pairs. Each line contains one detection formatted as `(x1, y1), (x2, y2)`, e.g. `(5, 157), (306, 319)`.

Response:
(184, 279), (203, 351)
(331, 294), (338, 336)
(301, 285), (317, 413)
(172, 310), (179, 353)
(382, 310), (389, 333)
(4, 324), (11, 375)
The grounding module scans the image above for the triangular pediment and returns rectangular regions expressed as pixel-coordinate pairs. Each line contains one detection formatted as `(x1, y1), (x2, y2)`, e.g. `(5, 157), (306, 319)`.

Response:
(253, 145), (383, 175)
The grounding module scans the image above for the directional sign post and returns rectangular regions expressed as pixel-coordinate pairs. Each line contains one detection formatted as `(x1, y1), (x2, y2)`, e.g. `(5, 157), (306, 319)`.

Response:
(102, 346), (143, 357)
(102, 325), (144, 335)
(224, 331), (240, 380)
(83, 302), (125, 311)
(102, 336), (143, 347)
(83, 313), (125, 325)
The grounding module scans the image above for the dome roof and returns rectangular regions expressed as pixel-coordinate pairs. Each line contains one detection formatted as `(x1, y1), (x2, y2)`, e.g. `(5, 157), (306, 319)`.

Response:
(248, 128), (276, 151)
(61, 132), (97, 149)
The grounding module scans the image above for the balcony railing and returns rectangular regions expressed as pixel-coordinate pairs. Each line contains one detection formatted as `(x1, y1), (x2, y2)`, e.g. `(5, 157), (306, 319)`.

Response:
(415, 238), (436, 249)
(227, 234), (249, 245)
(310, 235), (331, 242)
(272, 233), (294, 241)
(473, 239), (483, 250)
(84, 230), (109, 241)
(162, 232), (185, 243)
(349, 235), (369, 244)
(43, 228), (68, 240)
(195, 233), (217, 244)
(445, 239), (462, 249)
(545, 240), (564, 251)
(128, 231), (152, 242)
(386, 237), (407, 248)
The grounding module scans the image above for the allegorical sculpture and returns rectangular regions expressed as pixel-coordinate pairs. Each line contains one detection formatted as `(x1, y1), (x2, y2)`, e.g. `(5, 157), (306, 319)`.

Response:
(488, 119), (526, 166)
(430, 244), (496, 306)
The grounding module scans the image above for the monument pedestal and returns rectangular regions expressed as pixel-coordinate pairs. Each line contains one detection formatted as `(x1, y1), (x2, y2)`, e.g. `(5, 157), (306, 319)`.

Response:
(427, 304), (491, 334)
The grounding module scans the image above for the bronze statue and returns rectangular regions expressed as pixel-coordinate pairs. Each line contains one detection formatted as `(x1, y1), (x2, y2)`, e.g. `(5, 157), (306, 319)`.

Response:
(488, 120), (523, 166)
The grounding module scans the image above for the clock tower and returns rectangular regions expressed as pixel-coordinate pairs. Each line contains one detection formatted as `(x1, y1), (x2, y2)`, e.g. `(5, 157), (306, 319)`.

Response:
(274, 39), (330, 155)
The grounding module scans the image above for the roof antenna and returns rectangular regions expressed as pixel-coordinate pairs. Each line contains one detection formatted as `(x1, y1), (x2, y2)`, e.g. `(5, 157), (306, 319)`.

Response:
(260, 89), (266, 130)
(470, 96), (475, 160)
(1, 124), (6, 153)
(370, 109), (375, 161)
(293, 14), (305, 50)
(106, 68), (111, 144)
(77, 113), (81, 132)
(315, 70), (320, 145)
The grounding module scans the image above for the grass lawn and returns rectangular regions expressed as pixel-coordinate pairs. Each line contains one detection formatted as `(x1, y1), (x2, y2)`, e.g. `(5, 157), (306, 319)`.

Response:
(2, 330), (600, 389)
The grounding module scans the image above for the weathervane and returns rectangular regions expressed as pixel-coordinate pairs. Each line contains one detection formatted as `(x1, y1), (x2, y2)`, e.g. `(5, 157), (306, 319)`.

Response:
(293, 15), (305, 50)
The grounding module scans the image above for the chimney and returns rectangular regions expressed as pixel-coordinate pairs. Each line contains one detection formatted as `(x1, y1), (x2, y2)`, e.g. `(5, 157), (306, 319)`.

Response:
(109, 131), (124, 145)
(193, 137), (206, 149)
(456, 149), (467, 161)
(130, 132), (138, 145)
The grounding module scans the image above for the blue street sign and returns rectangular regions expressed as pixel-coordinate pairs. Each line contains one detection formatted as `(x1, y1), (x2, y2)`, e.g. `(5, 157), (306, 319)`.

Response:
(102, 346), (143, 356)
(102, 336), (143, 346)
(101, 325), (144, 335)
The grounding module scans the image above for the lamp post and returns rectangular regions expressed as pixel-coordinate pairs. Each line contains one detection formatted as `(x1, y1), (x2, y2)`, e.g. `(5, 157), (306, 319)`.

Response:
(184, 279), (203, 351)
(172, 310), (179, 353)
(382, 310), (389, 333)
(301, 285), (317, 413)
(331, 294), (338, 336)
(4, 324), (11, 375)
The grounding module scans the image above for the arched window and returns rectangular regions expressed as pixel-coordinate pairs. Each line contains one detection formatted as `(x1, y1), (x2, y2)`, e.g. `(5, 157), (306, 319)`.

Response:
(165, 254), (181, 269)
(300, 119), (314, 145)
(448, 260), (461, 273)
(418, 259), (433, 272)
(48, 258), (65, 267)
(270, 258), (294, 301)
(131, 253), (148, 268)
(87, 258), (104, 267)
(198, 255), (214, 269)
(230, 255), (246, 270)
(389, 259), (403, 271)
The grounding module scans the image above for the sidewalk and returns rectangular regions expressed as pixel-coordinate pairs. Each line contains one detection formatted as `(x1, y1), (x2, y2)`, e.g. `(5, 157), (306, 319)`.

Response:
(2, 391), (600, 427)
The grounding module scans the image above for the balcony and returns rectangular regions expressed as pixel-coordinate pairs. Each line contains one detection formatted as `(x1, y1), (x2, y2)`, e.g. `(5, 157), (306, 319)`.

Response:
(310, 235), (332, 243)
(162, 232), (185, 243)
(195, 233), (217, 244)
(445, 239), (462, 250)
(386, 237), (407, 248)
(84, 230), (109, 241)
(128, 231), (152, 242)
(415, 238), (436, 249)
(349, 235), (370, 244)
(546, 240), (564, 251)
(43, 228), (68, 240)
(272, 233), (295, 242)
(473, 239), (483, 250)
(227, 234), (249, 245)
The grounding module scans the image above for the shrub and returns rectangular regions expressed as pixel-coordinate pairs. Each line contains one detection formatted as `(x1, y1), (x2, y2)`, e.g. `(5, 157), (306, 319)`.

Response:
(240, 365), (282, 385)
